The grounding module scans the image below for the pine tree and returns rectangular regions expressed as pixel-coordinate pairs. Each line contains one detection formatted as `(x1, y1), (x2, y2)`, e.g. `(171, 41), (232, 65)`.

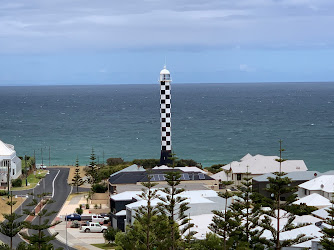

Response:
(71, 157), (85, 193)
(158, 154), (195, 250)
(260, 140), (309, 249)
(0, 192), (23, 249)
(232, 169), (265, 249)
(86, 148), (100, 185)
(20, 192), (61, 250)
(209, 177), (240, 249)
(320, 195), (334, 249)
(133, 172), (160, 249)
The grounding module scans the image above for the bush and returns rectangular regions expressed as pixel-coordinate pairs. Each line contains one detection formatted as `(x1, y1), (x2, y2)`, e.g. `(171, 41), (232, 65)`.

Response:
(106, 158), (124, 166)
(205, 164), (226, 174)
(86, 204), (90, 209)
(0, 190), (8, 196)
(175, 159), (199, 167)
(12, 178), (22, 187)
(104, 227), (118, 243)
(92, 183), (108, 193)
(76, 207), (83, 215)
(132, 159), (160, 169)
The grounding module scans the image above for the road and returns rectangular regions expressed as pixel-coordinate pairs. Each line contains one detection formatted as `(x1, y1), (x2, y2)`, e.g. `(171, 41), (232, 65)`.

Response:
(0, 168), (85, 249)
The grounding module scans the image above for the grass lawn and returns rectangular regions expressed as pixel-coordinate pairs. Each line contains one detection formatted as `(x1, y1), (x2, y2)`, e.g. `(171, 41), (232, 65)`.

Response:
(91, 243), (117, 249)
(0, 196), (25, 221)
(11, 170), (48, 191)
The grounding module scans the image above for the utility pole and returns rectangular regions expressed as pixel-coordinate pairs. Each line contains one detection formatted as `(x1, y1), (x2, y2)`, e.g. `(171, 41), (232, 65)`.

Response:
(25, 155), (28, 186)
(7, 161), (10, 197)
(102, 150), (105, 167)
(41, 148), (43, 166)
(49, 146), (51, 167)
(34, 150), (36, 169)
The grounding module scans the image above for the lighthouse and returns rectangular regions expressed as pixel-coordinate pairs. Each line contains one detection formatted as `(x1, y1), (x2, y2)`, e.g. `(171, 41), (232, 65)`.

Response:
(159, 65), (172, 165)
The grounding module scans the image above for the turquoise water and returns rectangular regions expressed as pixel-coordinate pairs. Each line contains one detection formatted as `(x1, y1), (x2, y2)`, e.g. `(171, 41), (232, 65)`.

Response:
(1, 83), (334, 172)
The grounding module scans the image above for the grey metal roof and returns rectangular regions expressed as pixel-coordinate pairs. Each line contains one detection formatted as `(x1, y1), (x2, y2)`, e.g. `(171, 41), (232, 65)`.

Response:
(252, 171), (320, 182)
(109, 168), (213, 185)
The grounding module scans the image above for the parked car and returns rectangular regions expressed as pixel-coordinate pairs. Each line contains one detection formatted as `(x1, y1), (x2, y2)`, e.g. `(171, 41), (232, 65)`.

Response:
(36, 164), (47, 169)
(65, 213), (81, 221)
(80, 214), (109, 224)
(80, 222), (108, 233)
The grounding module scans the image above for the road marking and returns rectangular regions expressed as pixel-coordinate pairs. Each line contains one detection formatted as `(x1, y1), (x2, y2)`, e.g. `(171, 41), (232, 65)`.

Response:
(52, 170), (60, 198)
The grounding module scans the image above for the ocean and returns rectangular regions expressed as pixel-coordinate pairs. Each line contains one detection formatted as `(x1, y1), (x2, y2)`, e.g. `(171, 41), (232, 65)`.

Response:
(1, 83), (334, 172)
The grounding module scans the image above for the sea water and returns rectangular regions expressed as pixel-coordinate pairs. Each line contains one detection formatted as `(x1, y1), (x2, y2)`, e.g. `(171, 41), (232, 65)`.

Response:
(1, 83), (334, 172)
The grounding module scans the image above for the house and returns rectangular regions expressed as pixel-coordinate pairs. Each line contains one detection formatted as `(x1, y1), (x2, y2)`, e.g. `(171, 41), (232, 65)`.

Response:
(108, 165), (215, 194)
(123, 189), (230, 234)
(293, 193), (331, 209)
(110, 191), (142, 231)
(212, 154), (308, 186)
(0, 140), (22, 187)
(252, 171), (319, 200)
(298, 175), (334, 200)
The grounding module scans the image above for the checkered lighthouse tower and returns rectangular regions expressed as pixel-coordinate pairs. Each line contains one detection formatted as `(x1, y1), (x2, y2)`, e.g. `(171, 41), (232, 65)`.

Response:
(159, 65), (172, 165)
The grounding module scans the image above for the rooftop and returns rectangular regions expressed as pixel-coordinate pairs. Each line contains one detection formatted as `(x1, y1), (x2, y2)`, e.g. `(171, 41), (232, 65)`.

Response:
(0, 140), (15, 156)
(109, 168), (213, 185)
(299, 175), (334, 192)
(253, 171), (320, 182)
(222, 153), (308, 174)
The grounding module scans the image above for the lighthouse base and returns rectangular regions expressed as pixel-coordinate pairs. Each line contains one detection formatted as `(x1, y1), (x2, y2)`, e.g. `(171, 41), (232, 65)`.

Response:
(160, 150), (172, 166)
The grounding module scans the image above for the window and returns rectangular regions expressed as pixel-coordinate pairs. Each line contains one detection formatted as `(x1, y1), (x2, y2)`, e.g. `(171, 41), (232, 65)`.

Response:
(166, 104), (170, 108)
(304, 189), (307, 195)
(161, 90), (165, 94)
(237, 174), (242, 180)
(13, 169), (15, 175)
(166, 95), (170, 99)
(166, 123), (170, 127)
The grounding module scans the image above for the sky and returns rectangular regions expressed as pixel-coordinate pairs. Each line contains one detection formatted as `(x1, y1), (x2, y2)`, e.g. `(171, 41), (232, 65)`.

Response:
(0, 0), (333, 85)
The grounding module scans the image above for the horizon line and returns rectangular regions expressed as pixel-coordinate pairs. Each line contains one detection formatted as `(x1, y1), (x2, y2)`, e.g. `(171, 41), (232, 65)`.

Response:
(0, 81), (334, 87)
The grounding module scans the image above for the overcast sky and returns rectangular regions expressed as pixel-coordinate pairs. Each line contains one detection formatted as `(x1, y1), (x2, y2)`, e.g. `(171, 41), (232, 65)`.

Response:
(0, 0), (333, 85)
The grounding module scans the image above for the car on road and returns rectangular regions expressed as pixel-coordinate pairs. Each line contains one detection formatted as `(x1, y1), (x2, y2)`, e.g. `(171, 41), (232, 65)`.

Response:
(65, 213), (81, 221)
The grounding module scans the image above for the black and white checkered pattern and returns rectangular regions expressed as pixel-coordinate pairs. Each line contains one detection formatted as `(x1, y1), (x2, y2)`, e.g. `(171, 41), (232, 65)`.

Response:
(160, 67), (172, 152)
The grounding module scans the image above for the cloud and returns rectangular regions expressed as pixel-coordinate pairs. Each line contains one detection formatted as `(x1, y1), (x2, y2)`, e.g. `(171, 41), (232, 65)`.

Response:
(239, 64), (255, 72)
(0, 0), (334, 53)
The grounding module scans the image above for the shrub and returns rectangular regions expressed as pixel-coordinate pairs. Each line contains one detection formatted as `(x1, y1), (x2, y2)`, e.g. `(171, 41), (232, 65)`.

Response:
(132, 159), (160, 169)
(11, 178), (22, 187)
(75, 207), (83, 215)
(103, 227), (118, 243)
(106, 158), (124, 166)
(91, 183), (108, 193)
(85, 204), (90, 209)
(0, 190), (8, 196)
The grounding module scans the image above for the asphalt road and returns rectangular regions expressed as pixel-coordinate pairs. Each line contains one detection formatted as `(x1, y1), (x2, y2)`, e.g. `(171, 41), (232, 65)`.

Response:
(0, 168), (85, 249)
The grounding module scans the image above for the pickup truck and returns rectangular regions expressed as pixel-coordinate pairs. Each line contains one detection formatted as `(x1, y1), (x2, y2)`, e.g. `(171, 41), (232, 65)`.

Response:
(80, 222), (108, 233)
(80, 214), (109, 224)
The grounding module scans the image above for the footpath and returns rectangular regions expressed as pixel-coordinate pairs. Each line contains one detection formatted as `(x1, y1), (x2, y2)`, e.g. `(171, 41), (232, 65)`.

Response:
(48, 194), (105, 250)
